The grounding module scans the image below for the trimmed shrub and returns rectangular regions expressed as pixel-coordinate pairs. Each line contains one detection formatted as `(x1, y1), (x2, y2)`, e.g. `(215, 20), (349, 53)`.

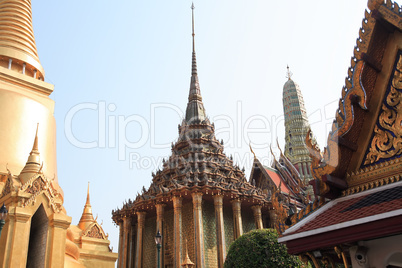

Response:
(224, 229), (304, 268)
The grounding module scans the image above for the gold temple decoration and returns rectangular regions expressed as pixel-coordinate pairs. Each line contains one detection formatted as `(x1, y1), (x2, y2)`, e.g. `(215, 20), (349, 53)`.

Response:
(344, 157), (402, 196)
(364, 54), (402, 165)
(181, 239), (194, 267)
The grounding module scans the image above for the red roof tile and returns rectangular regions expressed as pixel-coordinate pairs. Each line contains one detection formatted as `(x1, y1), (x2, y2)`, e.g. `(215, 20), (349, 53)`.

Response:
(287, 185), (402, 235)
(264, 168), (291, 194)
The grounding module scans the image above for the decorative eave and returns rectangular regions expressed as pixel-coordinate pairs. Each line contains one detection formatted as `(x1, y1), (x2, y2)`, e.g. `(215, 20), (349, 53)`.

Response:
(112, 185), (269, 223)
(344, 157), (402, 196)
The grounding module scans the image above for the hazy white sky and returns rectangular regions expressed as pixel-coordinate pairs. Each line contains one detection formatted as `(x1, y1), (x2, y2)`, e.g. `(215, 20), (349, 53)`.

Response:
(32, 0), (368, 251)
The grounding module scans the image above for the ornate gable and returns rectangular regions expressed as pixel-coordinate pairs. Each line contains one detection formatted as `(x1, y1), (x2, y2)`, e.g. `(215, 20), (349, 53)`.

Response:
(83, 222), (107, 240)
(306, 0), (402, 198)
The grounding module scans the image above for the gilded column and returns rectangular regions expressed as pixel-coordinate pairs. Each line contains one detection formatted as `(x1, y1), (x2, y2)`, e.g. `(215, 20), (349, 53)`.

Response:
(156, 203), (166, 267)
(213, 194), (226, 268)
(192, 192), (205, 268)
(48, 213), (72, 267)
(251, 205), (263, 229)
(121, 216), (131, 268)
(231, 199), (243, 239)
(1, 209), (31, 267)
(128, 224), (135, 268)
(117, 220), (124, 268)
(135, 212), (146, 268)
(172, 196), (182, 268)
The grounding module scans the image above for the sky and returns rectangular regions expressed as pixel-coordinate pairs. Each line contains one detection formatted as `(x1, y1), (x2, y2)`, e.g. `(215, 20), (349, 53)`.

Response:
(31, 0), (368, 252)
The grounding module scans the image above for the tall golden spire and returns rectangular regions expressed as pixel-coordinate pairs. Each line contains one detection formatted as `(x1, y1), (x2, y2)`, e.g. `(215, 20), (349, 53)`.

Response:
(19, 123), (41, 183)
(185, 3), (206, 124)
(0, 0), (45, 79)
(78, 182), (95, 230)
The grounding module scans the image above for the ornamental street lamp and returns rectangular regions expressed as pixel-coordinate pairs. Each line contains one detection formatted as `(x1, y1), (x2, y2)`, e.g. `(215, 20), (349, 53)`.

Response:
(155, 230), (162, 268)
(0, 203), (8, 238)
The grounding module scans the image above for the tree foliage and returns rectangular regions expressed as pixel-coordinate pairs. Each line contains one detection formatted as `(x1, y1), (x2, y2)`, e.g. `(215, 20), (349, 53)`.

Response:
(224, 229), (305, 268)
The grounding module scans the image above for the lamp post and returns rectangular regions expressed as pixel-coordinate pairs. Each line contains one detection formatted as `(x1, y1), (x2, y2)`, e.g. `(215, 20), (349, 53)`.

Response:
(155, 230), (162, 268)
(0, 203), (8, 238)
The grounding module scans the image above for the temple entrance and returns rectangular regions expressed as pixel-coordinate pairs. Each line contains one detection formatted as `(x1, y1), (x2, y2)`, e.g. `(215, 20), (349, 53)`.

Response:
(26, 204), (49, 268)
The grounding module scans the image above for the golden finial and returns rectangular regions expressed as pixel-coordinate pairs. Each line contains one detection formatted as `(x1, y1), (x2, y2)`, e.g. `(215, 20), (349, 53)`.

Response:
(78, 181), (95, 230)
(181, 238), (195, 267)
(86, 181), (90, 204)
(31, 123), (40, 154)
(276, 138), (284, 157)
(286, 65), (293, 80)
(249, 142), (256, 159)
(269, 144), (277, 162)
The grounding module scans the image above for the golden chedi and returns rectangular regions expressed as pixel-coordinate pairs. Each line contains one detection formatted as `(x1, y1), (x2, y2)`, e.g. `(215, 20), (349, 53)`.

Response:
(0, 1), (117, 267)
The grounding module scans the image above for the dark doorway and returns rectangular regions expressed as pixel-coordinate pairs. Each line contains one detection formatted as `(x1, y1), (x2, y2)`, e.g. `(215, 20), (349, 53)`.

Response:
(26, 204), (49, 268)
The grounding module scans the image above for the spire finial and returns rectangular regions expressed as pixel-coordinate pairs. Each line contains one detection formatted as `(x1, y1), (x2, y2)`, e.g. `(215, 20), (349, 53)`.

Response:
(191, 3), (197, 75)
(185, 1), (207, 124)
(86, 181), (91, 205)
(191, 2), (195, 53)
(32, 123), (39, 153)
(78, 181), (95, 230)
(286, 65), (293, 80)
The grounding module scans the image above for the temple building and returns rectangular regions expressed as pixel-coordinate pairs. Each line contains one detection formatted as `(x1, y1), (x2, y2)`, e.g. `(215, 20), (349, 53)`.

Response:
(282, 67), (317, 185)
(279, 1), (402, 267)
(0, 0), (117, 267)
(112, 5), (272, 268)
(249, 145), (310, 233)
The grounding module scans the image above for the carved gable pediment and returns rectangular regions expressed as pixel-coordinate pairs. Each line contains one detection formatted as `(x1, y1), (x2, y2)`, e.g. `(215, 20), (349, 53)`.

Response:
(19, 174), (62, 213)
(83, 222), (107, 240)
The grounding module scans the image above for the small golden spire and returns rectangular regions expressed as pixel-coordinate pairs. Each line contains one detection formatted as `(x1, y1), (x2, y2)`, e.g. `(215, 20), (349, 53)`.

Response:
(78, 182), (95, 230)
(86, 181), (91, 205)
(181, 239), (194, 267)
(19, 124), (41, 183)
(286, 65), (293, 81)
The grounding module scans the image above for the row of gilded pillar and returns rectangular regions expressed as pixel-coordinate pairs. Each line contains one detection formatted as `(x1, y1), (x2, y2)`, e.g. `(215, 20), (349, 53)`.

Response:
(117, 194), (264, 268)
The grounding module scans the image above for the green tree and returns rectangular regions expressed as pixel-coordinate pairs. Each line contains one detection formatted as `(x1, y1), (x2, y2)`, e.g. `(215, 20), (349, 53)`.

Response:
(224, 229), (305, 268)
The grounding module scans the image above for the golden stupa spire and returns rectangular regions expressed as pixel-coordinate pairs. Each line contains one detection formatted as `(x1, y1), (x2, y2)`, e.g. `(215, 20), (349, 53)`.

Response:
(19, 123), (41, 183)
(78, 182), (95, 230)
(0, 0), (45, 79)
(185, 2), (207, 124)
